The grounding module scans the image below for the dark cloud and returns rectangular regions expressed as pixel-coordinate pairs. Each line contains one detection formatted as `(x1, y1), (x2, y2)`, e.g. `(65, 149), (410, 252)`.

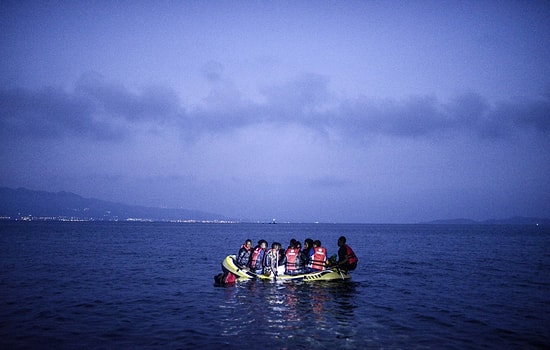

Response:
(0, 73), (183, 141)
(186, 104), (259, 134)
(252, 75), (548, 141)
(340, 93), (550, 142)
(75, 73), (182, 123)
(1, 73), (548, 144)
(0, 85), (121, 140)
(486, 97), (550, 137)
(334, 91), (549, 141)
(441, 93), (489, 131)
(336, 95), (444, 139)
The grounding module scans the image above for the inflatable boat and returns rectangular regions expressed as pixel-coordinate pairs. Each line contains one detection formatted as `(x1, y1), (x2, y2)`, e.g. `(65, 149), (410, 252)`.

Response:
(221, 254), (352, 282)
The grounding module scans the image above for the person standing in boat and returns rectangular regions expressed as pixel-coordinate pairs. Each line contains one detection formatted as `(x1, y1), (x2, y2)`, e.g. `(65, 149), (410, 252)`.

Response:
(335, 236), (358, 271)
(249, 239), (268, 274)
(236, 239), (253, 269)
(310, 240), (327, 272)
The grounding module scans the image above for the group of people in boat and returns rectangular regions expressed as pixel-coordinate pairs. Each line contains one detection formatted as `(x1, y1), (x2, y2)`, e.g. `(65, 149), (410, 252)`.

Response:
(236, 235), (358, 276)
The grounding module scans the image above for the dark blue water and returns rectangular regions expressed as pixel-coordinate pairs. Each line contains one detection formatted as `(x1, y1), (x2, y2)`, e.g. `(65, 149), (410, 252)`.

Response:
(1, 222), (548, 349)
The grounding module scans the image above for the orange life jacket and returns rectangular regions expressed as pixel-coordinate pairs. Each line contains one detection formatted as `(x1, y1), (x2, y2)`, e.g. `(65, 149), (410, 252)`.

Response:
(285, 248), (299, 271)
(344, 244), (358, 265)
(250, 246), (264, 270)
(311, 247), (327, 271)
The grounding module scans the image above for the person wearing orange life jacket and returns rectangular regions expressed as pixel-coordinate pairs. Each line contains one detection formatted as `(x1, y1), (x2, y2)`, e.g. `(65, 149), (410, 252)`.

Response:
(335, 236), (358, 271)
(309, 240), (327, 272)
(249, 240), (268, 274)
(285, 240), (303, 275)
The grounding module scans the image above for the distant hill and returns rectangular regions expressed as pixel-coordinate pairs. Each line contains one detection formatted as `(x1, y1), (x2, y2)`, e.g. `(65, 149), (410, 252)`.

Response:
(0, 187), (232, 222)
(422, 217), (550, 225)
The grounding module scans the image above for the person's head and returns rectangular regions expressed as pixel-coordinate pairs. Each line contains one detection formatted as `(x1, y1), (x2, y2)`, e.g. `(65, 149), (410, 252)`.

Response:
(295, 241), (302, 250)
(272, 242), (281, 250)
(289, 238), (297, 247)
(259, 240), (268, 249)
(305, 238), (313, 248)
(338, 236), (346, 246)
(245, 239), (252, 248)
(313, 240), (321, 247)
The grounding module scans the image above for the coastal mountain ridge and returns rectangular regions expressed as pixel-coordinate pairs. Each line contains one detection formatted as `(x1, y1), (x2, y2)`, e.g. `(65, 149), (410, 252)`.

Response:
(0, 187), (232, 222)
(0, 187), (548, 224)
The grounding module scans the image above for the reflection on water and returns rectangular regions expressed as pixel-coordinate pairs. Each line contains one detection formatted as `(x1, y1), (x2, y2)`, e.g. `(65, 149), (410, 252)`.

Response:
(217, 280), (360, 348)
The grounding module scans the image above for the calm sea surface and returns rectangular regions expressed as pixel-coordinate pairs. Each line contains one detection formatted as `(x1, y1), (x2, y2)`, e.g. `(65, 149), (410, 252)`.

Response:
(0, 222), (548, 349)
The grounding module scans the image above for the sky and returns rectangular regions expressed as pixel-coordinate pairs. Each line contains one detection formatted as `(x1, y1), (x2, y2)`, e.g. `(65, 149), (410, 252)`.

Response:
(1, 0), (549, 223)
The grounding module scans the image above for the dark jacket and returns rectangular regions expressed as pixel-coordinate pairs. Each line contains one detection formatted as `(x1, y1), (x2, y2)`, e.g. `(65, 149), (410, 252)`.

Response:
(236, 244), (252, 267)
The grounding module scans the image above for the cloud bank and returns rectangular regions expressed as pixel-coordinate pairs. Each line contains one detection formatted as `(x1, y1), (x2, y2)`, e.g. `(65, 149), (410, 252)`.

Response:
(1, 73), (548, 145)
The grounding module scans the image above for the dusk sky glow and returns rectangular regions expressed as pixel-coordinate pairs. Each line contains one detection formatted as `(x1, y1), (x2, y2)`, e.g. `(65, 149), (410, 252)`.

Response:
(1, 1), (549, 223)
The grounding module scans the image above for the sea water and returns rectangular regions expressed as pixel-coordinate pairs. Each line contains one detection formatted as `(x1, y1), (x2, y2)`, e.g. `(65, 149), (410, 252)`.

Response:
(0, 221), (548, 349)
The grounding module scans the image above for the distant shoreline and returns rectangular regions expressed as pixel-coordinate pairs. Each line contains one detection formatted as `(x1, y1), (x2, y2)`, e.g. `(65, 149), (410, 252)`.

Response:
(1, 216), (548, 226)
